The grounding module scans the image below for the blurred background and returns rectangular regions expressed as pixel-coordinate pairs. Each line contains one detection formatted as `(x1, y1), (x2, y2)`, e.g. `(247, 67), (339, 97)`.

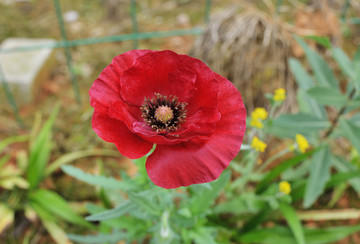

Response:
(1, 0), (360, 243)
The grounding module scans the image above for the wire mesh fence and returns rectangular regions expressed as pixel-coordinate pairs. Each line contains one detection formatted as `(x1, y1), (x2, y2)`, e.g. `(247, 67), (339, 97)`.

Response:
(0, 0), (213, 127)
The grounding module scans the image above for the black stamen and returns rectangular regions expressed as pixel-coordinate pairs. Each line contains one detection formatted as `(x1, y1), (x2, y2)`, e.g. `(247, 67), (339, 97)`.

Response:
(141, 93), (187, 133)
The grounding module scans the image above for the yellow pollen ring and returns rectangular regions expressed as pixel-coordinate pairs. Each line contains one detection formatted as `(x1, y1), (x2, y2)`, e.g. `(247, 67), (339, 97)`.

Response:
(154, 105), (174, 123)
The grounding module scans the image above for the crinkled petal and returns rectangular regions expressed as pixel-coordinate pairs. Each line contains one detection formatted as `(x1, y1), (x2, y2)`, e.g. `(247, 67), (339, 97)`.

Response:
(92, 110), (153, 159)
(89, 50), (153, 111)
(146, 74), (246, 189)
(120, 51), (197, 106)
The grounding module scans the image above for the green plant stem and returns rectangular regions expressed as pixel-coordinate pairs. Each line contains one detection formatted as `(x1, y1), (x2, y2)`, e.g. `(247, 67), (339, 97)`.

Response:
(257, 148), (290, 172)
(323, 88), (356, 138)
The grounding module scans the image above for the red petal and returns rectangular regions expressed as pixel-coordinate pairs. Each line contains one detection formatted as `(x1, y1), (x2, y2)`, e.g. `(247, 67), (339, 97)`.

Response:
(146, 142), (228, 189)
(146, 73), (246, 189)
(120, 51), (196, 106)
(89, 50), (153, 111)
(92, 110), (153, 159)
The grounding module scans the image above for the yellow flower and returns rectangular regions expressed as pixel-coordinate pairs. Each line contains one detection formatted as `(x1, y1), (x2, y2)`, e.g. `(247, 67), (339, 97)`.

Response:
(250, 107), (268, 129)
(296, 134), (310, 153)
(251, 136), (267, 152)
(251, 107), (268, 120)
(279, 181), (291, 195)
(273, 88), (286, 102)
(250, 118), (264, 129)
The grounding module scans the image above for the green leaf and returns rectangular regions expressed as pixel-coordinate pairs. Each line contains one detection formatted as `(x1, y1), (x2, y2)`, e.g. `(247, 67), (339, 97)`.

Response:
(332, 48), (355, 80)
(279, 202), (305, 244)
(27, 104), (60, 188)
(353, 45), (360, 87)
(295, 36), (339, 89)
(238, 226), (295, 243)
(0, 155), (10, 169)
(297, 90), (327, 120)
(328, 183), (347, 207)
(306, 225), (360, 243)
(0, 204), (14, 233)
(304, 146), (331, 208)
(214, 193), (266, 215)
(127, 191), (161, 216)
(29, 189), (93, 228)
(238, 225), (360, 244)
(61, 165), (135, 191)
(46, 149), (119, 176)
(289, 58), (315, 90)
(331, 155), (360, 193)
(307, 86), (348, 107)
(85, 190), (164, 221)
(188, 227), (218, 244)
(67, 232), (127, 244)
(305, 36), (331, 49)
(241, 209), (272, 234)
(289, 58), (327, 119)
(187, 170), (230, 215)
(256, 150), (316, 194)
(339, 118), (360, 153)
(30, 201), (69, 244)
(86, 202), (135, 221)
(0, 135), (29, 153)
(269, 113), (330, 138)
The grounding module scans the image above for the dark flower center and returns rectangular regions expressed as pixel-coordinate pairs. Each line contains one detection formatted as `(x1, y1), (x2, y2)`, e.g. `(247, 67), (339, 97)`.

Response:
(141, 93), (187, 133)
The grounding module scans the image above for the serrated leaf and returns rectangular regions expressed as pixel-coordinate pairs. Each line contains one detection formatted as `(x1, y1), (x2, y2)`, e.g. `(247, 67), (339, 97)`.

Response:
(307, 86), (348, 107)
(61, 165), (135, 191)
(269, 113), (330, 138)
(29, 189), (93, 228)
(339, 118), (360, 153)
(279, 202), (305, 244)
(304, 146), (331, 208)
(295, 36), (339, 89)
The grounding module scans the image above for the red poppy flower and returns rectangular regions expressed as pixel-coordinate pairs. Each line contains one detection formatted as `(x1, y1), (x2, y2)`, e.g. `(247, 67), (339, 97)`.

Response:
(90, 50), (246, 189)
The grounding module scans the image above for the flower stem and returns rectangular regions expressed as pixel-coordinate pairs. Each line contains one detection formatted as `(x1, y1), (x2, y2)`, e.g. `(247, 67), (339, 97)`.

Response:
(256, 148), (290, 172)
(323, 88), (356, 138)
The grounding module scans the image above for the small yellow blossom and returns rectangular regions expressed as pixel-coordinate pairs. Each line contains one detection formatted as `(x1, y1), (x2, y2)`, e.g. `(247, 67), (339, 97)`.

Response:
(273, 88), (286, 102)
(279, 181), (291, 195)
(250, 107), (268, 129)
(296, 134), (310, 153)
(250, 118), (264, 129)
(251, 107), (268, 120)
(251, 136), (267, 152)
